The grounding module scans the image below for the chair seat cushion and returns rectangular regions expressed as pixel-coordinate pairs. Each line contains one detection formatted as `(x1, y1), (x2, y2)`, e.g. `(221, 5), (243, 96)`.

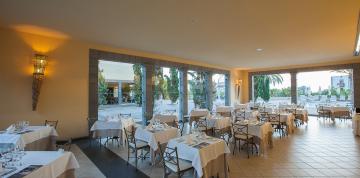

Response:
(129, 140), (148, 148)
(234, 134), (253, 140)
(166, 158), (192, 172)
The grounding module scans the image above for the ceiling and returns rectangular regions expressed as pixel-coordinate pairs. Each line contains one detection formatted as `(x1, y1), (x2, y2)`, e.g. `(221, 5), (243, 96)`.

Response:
(0, 0), (359, 69)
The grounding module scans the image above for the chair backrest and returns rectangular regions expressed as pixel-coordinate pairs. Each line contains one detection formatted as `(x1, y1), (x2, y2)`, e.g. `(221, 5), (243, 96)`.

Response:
(124, 125), (136, 146)
(165, 109), (176, 115)
(268, 114), (280, 124)
(45, 120), (58, 129)
(119, 113), (131, 118)
(232, 123), (249, 138)
(158, 142), (181, 173)
(316, 105), (324, 112)
(60, 139), (72, 151)
(87, 117), (97, 132)
(234, 109), (246, 122)
(258, 111), (269, 120)
(195, 117), (207, 130)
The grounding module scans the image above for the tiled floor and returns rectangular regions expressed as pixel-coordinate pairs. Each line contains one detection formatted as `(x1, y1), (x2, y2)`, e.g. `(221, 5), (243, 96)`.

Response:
(74, 117), (360, 178)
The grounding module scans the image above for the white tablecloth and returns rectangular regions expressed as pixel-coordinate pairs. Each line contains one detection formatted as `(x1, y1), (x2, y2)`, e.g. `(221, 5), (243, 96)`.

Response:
(90, 118), (135, 137)
(323, 106), (349, 113)
(135, 126), (178, 151)
(167, 135), (230, 177)
(215, 106), (232, 113)
(353, 113), (360, 136)
(234, 104), (247, 110)
(151, 114), (178, 124)
(0, 126), (58, 149)
(207, 117), (231, 130)
(190, 109), (210, 118)
(278, 113), (295, 134)
(236, 122), (273, 154)
(4, 151), (79, 178)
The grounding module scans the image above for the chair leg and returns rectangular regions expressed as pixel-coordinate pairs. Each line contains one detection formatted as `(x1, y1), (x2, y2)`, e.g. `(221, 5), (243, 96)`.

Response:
(246, 142), (249, 159)
(232, 139), (236, 155)
(127, 148), (130, 165)
(135, 149), (138, 170)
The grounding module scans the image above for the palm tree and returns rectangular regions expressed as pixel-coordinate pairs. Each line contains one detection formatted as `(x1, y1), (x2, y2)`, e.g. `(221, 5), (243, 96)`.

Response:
(254, 74), (283, 102)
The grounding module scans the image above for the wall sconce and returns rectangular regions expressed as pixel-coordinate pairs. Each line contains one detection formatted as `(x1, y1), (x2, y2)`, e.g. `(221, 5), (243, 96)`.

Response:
(32, 54), (47, 111)
(235, 79), (242, 100)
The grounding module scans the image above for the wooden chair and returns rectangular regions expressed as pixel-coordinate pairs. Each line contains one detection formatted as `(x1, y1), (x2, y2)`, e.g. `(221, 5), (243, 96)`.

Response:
(316, 105), (331, 120)
(87, 117), (98, 147)
(44, 120), (58, 129)
(234, 109), (246, 122)
(56, 138), (72, 151)
(158, 142), (193, 178)
(124, 126), (150, 170)
(268, 114), (286, 138)
(194, 117), (213, 136)
(232, 123), (257, 158)
(258, 112), (269, 123)
(214, 126), (232, 145)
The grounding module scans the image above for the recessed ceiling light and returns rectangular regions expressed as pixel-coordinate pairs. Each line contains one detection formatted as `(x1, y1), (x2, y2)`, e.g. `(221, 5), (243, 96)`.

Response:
(256, 48), (264, 52)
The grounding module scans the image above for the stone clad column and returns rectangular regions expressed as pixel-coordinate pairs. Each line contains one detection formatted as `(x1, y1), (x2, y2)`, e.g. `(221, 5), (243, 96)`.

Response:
(225, 73), (230, 106)
(204, 72), (213, 111)
(353, 64), (360, 108)
(141, 64), (154, 125)
(179, 67), (188, 121)
(290, 71), (297, 104)
(118, 81), (122, 104)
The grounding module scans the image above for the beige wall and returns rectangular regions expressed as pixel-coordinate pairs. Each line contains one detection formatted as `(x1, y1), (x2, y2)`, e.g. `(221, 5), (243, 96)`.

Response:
(0, 28), (230, 139)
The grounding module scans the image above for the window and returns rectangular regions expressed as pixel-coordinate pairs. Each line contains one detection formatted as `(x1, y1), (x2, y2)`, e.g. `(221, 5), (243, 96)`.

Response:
(252, 73), (291, 105)
(297, 69), (353, 115)
(212, 73), (226, 109)
(153, 66), (180, 115)
(98, 60), (143, 122)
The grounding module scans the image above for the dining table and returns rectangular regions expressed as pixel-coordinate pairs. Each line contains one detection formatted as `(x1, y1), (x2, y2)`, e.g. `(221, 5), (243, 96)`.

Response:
(0, 126), (58, 151)
(167, 134), (230, 178)
(90, 117), (135, 144)
(135, 124), (178, 164)
(322, 106), (351, 119)
(235, 120), (274, 154)
(1, 151), (79, 178)
(189, 109), (211, 130)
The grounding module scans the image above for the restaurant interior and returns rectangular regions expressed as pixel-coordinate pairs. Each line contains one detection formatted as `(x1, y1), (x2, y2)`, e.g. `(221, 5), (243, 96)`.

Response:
(0, 0), (360, 178)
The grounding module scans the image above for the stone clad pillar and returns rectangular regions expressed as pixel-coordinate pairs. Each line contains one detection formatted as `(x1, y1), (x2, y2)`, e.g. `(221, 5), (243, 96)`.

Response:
(118, 81), (122, 104)
(179, 68), (188, 121)
(225, 73), (230, 106)
(141, 64), (154, 125)
(290, 72), (297, 104)
(204, 72), (213, 111)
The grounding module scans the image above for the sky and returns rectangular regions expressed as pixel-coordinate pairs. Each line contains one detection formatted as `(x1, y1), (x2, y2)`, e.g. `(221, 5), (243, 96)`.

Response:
(270, 71), (351, 91)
